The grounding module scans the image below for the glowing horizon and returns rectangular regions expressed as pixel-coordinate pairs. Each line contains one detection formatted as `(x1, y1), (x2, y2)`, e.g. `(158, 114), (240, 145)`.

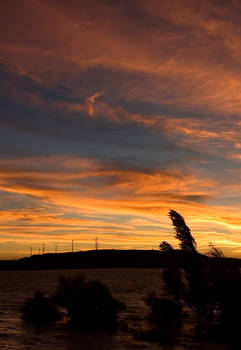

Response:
(1, 0), (241, 259)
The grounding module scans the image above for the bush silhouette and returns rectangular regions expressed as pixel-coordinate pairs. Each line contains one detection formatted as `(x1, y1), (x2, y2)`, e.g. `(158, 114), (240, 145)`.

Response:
(21, 276), (125, 330)
(145, 294), (182, 323)
(53, 275), (126, 329)
(21, 290), (62, 325)
(159, 241), (173, 252)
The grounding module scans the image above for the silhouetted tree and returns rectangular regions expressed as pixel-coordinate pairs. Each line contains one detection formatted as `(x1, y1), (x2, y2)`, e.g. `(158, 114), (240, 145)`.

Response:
(159, 242), (182, 303)
(208, 242), (224, 258)
(154, 211), (211, 320)
(149, 210), (241, 347)
(168, 210), (197, 253)
(159, 241), (173, 252)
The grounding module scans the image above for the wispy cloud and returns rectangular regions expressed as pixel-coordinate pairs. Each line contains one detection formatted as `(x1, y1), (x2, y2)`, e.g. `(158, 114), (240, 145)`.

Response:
(0, 155), (240, 238)
(86, 91), (104, 116)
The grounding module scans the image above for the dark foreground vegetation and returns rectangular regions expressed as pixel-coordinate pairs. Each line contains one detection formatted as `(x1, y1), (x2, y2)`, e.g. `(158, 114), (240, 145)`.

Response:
(22, 290), (62, 325)
(20, 210), (241, 348)
(22, 275), (125, 329)
(139, 210), (241, 347)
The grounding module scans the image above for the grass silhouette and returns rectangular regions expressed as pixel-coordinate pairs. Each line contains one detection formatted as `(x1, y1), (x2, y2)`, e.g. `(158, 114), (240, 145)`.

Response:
(144, 210), (241, 346)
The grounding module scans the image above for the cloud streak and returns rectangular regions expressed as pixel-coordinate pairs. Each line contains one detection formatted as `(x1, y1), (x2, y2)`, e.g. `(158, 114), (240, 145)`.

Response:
(0, 156), (240, 256)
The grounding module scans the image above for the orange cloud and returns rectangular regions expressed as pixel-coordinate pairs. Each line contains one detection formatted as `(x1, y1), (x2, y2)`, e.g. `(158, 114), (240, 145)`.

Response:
(0, 155), (240, 258)
(86, 91), (104, 116)
(2, 0), (241, 118)
(59, 97), (241, 160)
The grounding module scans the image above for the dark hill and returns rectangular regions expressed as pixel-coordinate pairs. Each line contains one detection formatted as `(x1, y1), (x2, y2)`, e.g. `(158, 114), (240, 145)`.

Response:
(0, 249), (240, 270)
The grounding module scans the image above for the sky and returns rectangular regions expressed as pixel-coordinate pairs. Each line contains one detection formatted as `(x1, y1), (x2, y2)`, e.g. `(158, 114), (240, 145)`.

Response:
(1, 0), (241, 259)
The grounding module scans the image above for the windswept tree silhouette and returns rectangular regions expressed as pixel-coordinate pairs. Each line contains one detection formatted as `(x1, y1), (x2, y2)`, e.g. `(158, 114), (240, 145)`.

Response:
(208, 242), (224, 258)
(168, 210), (197, 253)
(159, 241), (173, 252)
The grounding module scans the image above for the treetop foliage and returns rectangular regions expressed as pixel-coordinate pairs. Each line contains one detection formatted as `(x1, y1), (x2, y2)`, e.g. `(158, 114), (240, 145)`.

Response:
(159, 241), (173, 252)
(168, 209), (197, 253)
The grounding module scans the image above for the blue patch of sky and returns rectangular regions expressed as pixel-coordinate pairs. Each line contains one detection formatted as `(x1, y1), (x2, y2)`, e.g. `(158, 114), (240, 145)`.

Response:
(0, 190), (44, 210)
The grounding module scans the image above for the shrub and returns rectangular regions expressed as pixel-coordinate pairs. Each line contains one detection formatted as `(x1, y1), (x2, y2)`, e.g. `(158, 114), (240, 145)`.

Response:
(21, 290), (62, 325)
(53, 275), (126, 330)
(145, 294), (182, 323)
(215, 263), (241, 326)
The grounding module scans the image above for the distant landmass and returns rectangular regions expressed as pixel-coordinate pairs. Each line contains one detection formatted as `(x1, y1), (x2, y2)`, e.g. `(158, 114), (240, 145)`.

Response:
(0, 249), (241, 271)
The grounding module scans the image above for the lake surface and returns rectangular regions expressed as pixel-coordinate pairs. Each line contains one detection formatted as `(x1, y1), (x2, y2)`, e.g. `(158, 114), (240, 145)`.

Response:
(0, 268), (234, 349)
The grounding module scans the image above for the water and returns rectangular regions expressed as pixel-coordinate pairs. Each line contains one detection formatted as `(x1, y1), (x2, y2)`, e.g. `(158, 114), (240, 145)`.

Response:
(0, 269), (234, 349)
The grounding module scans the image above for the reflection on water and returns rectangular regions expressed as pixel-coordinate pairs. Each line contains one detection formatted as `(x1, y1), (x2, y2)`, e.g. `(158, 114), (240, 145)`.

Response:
(0, 269), (235, 349)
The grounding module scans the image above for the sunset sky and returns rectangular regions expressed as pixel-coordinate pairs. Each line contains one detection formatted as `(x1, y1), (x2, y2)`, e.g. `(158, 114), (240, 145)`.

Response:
(1, 0), (241, 259)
